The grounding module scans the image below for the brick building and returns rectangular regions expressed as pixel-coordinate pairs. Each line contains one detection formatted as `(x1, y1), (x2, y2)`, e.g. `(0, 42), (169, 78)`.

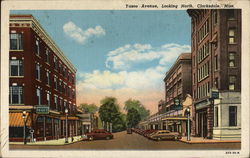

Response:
(162, 53), (192, 136)
(9, 15), (79, 141)
(187, 9), (241, 140)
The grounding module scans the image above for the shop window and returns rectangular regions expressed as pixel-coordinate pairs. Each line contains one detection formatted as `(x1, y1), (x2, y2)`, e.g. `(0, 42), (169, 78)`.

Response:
(9, 86), (24, 104)
(229, 106), (237, 126)
(10, 33), (23, 50)
(10, 60), (23, 76)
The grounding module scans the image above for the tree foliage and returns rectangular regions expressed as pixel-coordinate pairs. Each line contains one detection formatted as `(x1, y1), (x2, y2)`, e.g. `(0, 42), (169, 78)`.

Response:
(98, 97), (126, 132)
(79, 103), (98, 113)
(124, 99), (150, 120)
(127, 108), (141, 128)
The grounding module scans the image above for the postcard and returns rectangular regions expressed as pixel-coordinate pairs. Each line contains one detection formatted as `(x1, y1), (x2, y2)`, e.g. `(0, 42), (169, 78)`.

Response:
(1, 0), (249, 157)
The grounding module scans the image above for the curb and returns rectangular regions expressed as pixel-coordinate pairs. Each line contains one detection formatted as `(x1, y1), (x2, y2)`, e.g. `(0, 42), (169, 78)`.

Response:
(179, 140), (241, 144)
(10, 138), (83, 146)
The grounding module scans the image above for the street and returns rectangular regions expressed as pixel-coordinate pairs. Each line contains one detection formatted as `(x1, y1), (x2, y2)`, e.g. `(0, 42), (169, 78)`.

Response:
(10, 131), (240, 150)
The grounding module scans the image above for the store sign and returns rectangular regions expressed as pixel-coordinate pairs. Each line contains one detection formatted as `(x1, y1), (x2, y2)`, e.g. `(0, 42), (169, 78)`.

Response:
(211, 91), (219, 99)
(36, 106), (49, 114)
(174, 98), (180, 106)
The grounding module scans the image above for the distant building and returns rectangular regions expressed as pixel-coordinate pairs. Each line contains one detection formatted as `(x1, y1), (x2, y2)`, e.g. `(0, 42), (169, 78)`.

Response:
(187, 9), (241, 140)
(162, 53), (192, 136)
(9, 15), (79, 141)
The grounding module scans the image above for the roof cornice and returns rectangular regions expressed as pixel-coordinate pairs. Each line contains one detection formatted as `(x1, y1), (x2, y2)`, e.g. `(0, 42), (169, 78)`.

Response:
(10, 14), (77, 73)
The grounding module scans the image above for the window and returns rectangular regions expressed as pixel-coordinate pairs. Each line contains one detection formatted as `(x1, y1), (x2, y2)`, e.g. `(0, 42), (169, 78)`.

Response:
(215, 77), (218, 89)
(10, 33), (23, 50)
(9, 86), (24, 104)
(229, 76), (236, 90)
(53, 56), (57, 70)
(59, 62), (62, 73)
(45, 49), (50, 64)
(47, 92), (51, 106)
(229, 52), (236, 67)
(54, 76), (58, 90)
(36, 88), (41, 105)
(54, 95), (58, 110)
(215, 56), (218, 70)
(10, 60), (23, 76)
(59, 80), (62, 92)
(35, 40), (40, 56)
(59, 98), (62, 111)
(35, 64), (41, 80)
(213, 10), (217, 24)
(228, 10), (235, 20)
(46, 71), (50, 85)
(63, 68), (66, 78)
(228, 28), (236, 44)
(214, 106), (218, 127)
(229, 106), (237, 126)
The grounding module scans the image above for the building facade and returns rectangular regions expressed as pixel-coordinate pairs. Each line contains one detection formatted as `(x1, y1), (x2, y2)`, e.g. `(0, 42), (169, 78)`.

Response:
(187, 9), (241, 140)
(9, 15), (79, 141)
(162, 53), (192, 136)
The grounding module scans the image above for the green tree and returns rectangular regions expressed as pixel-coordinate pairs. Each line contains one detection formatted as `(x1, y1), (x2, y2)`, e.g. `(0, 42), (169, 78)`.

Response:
(98, 97), (126, 132)
(78, 103), (98, 113)
(127, 108), (141, 128)
(124, 99), (150, 120)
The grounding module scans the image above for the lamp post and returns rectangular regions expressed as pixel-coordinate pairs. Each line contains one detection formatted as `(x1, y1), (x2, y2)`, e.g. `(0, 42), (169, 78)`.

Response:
(186, 107), (191, 141)
(22, 111), (27, 145)
(65, 108), (68, 143)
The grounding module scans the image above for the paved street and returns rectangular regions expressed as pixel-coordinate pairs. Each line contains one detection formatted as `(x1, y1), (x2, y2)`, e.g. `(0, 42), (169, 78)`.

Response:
(10, 131), (240, 150)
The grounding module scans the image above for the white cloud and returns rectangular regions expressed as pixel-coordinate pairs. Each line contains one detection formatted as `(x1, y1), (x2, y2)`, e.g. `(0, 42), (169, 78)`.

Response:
(76, 43), (191, 114)
(63, 21), (105, 44)
(106, 43), (190, 70)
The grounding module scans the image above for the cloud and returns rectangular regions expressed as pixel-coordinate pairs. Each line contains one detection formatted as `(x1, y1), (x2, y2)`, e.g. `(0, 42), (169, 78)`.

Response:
(106, 43), (190, 70)
(63, 21), (105, 44)
(76, 43), (191, 114)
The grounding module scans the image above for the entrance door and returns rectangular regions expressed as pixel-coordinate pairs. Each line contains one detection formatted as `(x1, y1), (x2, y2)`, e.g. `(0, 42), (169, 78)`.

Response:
(203, 112), (207, 138)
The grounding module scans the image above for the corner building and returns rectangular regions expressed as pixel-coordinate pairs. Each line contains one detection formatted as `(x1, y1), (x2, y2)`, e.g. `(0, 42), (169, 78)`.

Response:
(9, 15), (79, 141)
(187, 9), (241, 140)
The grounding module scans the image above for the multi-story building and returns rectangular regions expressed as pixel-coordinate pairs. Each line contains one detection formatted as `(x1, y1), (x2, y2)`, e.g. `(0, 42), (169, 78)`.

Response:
(9, 14), (79, 141)
(162, 53), (192, 136)
(187, 9), (241, 140)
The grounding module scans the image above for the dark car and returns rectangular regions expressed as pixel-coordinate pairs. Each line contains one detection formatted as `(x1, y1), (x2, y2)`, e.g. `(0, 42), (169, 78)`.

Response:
(127, 128), (132, 134)
(86, 129), (113, 141)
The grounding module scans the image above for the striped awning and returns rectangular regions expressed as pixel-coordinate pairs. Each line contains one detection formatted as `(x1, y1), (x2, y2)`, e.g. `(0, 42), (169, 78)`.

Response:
(60, 116), (79, 120)
(9, 112), (32, 127)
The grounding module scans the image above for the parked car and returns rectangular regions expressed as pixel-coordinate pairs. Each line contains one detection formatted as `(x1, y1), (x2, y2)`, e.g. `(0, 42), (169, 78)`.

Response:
(86, 129), (113, 141)
(148, 130), (182, 141)
(127, 128), (132, 134)
(144, 129), (158, 138)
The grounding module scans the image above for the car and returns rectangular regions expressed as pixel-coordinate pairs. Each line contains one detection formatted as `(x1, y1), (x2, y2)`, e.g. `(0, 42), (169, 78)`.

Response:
(144, 129), (158, 138)
(127, 128), (132, 134)
(86, 129), (113, 141)
(148, 130), (182, 141)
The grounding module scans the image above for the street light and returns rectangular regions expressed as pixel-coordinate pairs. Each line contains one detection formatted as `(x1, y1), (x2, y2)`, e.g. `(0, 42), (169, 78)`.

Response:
(65, 108), (68, 143)
(186, 107), (191, 141)
(22, 111), (27, 145)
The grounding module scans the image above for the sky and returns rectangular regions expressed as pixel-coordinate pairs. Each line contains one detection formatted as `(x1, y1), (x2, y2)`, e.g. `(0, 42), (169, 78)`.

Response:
(11, 10), (191, 114)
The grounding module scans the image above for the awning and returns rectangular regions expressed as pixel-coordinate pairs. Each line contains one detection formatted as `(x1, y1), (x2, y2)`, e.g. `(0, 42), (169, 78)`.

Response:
(60, 116), (79, 120)
(162, 117), (189, 121)
(9, 112), (32, 127)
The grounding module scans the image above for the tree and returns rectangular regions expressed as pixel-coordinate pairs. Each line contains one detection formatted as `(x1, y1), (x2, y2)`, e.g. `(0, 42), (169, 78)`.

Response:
(78, 103), (98, 113)
(124, 99), (150, 120)
(127, 108), (141, 128)
(98, 97), (126, 132)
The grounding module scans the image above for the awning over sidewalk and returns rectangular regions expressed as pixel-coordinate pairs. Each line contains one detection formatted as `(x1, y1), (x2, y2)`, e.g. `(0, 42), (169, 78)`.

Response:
(162, 116), (189, 121)
(9, 112), (31, 127)
(60, 116), (79, 120)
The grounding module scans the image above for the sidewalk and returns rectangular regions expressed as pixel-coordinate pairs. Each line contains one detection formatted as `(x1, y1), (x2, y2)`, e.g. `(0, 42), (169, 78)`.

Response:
(9, 135), (83, 146)
(180, 137), (241, 144)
